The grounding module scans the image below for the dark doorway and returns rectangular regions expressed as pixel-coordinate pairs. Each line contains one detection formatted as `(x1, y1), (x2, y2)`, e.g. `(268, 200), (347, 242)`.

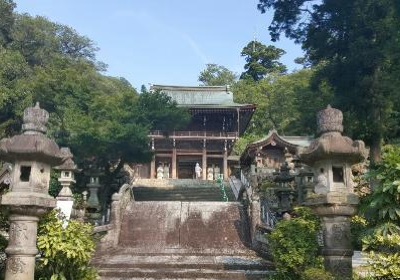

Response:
(177, 156), (201, 179)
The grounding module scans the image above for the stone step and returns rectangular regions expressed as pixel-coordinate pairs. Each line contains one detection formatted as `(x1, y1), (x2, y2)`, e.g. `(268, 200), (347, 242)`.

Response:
(93, 250), (273, 280)
(136, 179), (226, 188)
(132, 187), (235, 201)
(98, 268), (271, 280)
(93, 253), (271, 270)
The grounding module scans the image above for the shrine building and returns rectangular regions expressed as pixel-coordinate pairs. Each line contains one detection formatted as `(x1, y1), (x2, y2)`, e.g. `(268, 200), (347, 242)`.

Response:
(240, 129), (313, 172)
(139, 85), (255, 180)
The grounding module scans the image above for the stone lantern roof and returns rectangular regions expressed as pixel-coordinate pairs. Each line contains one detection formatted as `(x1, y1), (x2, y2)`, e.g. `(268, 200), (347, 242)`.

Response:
(0, 102), (64, 165)
(300, 105), (368, 164)
(55, 147), (78, 171)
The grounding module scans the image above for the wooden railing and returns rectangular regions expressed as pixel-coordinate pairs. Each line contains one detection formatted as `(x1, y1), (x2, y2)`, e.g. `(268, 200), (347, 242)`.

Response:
(149, 130), (238, 139)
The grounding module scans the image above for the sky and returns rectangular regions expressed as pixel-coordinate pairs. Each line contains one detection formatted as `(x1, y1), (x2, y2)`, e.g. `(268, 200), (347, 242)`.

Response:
(15, 0), (304, 90)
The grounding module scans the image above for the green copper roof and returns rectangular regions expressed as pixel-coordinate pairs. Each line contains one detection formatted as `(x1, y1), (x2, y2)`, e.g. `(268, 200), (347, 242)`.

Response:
(150, 84), (253, 108)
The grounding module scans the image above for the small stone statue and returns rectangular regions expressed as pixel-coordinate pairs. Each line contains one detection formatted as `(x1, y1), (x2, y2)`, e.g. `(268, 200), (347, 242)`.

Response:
(214, 166), (221, 180)
(156, 164), (164, 179)
(195, 163), (202, 179)
(163, 164), (170, 179)
(207, 166), (214, 180)
(315, 169), (328, 194)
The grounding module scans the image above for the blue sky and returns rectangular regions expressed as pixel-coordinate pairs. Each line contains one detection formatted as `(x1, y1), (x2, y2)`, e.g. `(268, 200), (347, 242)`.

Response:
(15, 0), (304, 90)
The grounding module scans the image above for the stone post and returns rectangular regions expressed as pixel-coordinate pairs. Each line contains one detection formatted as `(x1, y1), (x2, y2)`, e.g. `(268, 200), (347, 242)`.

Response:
(299, 105), (367, 279)
(0, 103), (64, 280)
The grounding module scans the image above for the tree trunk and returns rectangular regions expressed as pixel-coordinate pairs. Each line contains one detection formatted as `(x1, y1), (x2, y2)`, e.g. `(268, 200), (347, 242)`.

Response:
(370, 136), (382, 164)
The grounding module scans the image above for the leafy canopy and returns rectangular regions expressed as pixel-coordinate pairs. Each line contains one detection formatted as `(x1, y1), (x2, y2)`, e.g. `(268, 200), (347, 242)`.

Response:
(240, 41), (286, 81)
(258, 0), (400, 162)
(198, 63), (237, 86)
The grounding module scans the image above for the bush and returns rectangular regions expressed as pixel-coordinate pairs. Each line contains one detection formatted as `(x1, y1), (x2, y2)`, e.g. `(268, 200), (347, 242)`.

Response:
(36, 210), (98, 280)
(362, 230), (400, 280)
(358, 146), (400, 279)
(267, 207), (329, 279)
(301, 267), (335, 280)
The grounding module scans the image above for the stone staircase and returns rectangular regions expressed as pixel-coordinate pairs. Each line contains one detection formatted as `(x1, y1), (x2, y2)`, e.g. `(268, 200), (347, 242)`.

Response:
(92, 180), (273, 280)
(132, 179), (235, 201)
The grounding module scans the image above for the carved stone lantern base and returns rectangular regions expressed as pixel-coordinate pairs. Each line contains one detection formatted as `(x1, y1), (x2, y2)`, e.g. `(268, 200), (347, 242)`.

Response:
(306, 192), (358, 279)
(1, 193), (56, 280)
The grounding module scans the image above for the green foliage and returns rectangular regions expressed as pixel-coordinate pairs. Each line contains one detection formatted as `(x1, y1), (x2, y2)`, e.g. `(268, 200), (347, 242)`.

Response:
(353, 145), (400, 279)
(0, 0), (190, 211)
(232, 68), (332, 142)
(240, 41), (286, 81)
(351, 215), (369, 250)
(0, 0), (15, 45)
(258, 0), (400, 161)
(361, 145), (400, 226)
(301, 268), (335, 280)
(267, 207), (324, 279)
(362, 231), (400, 280)
(49, 170), (62, 198)
(36, 210), (97, 280)
(198, 63), (237, 86)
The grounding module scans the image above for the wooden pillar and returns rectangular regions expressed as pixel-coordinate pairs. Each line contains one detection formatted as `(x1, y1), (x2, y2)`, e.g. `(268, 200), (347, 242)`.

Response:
(172, 148), (177, 179)
(202, 148), (207, 180)
(150, 157), (155, 179)
(223, 150), (228, 180)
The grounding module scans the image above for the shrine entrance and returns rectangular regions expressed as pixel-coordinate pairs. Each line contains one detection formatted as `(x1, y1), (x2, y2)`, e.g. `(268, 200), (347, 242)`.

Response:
(177, 156), (202, 179)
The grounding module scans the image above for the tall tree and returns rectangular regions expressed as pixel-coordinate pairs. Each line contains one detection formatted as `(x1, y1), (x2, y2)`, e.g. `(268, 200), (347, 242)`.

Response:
(198, 63), (237, 86)
(258, 0), (400, 162)
(0, 0), (15, 46)
(240, 40), (286, 81)
(0, 0), (191, 211)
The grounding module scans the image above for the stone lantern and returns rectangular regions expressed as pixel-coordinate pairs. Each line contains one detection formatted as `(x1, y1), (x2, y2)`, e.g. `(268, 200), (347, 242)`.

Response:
(86, 173), (101, 209)
(273, 162), (295, 213)
(299, 105), (367, 279)
(55, 147), (78, 221)
(85, 169), (102, 224)
(0, 103), (64, 280)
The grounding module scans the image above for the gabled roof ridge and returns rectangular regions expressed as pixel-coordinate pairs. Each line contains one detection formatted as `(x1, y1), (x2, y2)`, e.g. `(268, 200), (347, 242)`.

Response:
(248, 130), (313, 148)
(151, 84), (230, 92)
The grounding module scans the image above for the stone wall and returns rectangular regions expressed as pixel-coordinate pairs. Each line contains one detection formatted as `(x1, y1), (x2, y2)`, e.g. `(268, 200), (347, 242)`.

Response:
(118, 201), (251, 253)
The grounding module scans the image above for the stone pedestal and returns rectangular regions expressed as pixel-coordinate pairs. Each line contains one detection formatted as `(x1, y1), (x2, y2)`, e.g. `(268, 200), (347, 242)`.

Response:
(306, 193), (358, 278)
(3, 202), (54, 280)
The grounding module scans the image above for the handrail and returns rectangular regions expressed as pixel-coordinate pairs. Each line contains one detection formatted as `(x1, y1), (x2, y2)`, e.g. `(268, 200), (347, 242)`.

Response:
(261, 203), (278, 229)
(216, 175), (228, 202)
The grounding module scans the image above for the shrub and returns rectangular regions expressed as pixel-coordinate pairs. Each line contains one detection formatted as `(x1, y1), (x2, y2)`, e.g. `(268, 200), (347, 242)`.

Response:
(267, 207), (326, 279)
(301, 267), (335, 280)
(351, 215), (369, 250)
(362, 229), (400, 280)
(36, 210), (98, 280)
(358, 146), (400, 279)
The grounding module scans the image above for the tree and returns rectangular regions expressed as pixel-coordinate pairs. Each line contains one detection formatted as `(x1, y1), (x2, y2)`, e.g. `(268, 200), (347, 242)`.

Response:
(0, 0), (191, 212)
(258, 0), (400, 162)
(198, 63), (237, 86)
(233, 68), (332, 137)
(0, 0), (15, 46)
(240, 41), (286, 81)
